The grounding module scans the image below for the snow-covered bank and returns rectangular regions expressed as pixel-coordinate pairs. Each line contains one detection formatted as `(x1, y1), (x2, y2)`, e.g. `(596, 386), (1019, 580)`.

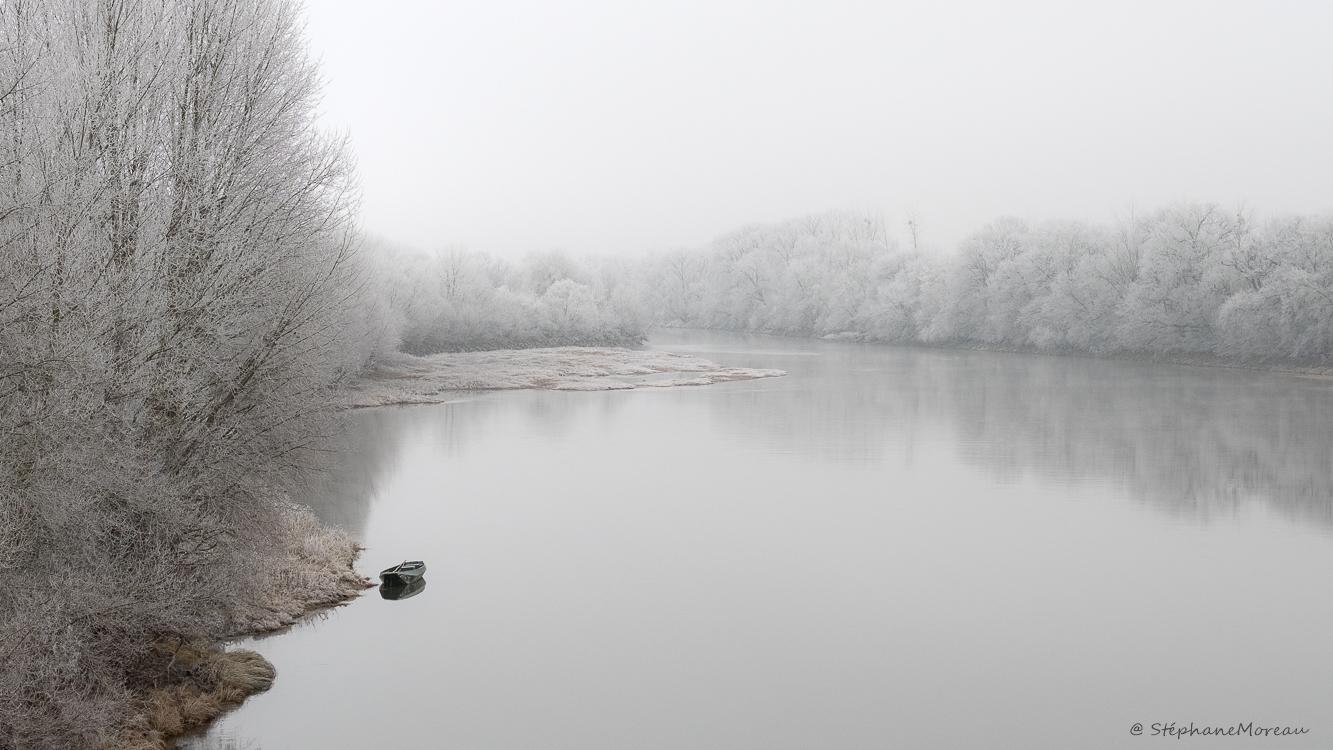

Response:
(227, 504), (374, 635)
(347, 347), (786, 408)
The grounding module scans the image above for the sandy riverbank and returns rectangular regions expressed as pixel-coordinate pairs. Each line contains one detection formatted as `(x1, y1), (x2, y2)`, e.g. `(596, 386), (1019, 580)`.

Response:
(345, 346), (787, 407)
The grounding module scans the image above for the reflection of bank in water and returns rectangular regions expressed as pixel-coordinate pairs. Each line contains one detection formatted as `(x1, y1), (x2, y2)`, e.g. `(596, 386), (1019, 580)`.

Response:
(380, 577), (426, 600)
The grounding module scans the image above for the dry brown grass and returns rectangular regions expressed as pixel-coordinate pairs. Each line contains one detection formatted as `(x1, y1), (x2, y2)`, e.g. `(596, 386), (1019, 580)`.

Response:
(101, 505), (372, 750)
(211, 650), (276, 693)
(116, 646), (278, 750)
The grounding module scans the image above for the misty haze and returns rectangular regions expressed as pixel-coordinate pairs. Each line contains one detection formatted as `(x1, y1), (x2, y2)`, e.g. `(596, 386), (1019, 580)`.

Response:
(2, 1), (1331, 750)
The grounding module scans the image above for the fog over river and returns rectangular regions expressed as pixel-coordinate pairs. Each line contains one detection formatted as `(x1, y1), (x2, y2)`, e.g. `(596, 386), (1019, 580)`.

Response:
(186, 330), (1333, 749)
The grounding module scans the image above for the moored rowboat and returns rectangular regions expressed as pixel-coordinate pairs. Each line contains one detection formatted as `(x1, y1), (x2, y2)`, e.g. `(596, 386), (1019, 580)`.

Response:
(379, 560), (426, 586)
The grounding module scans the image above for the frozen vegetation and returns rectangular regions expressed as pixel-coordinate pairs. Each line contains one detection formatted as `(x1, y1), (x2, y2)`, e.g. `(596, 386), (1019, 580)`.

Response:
(636, 207), (1333, 368)
(360, 240), (647, 356)
(373, 205), (1333, 373)
(0, 0), (373, 747)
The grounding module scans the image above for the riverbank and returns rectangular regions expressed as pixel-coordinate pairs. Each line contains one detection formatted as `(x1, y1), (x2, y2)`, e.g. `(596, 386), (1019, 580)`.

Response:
(865, 336), (1333, 379)
(780, 328), (1333, 379)
(345, 346), (787, 407)
(118, 505), (373, 750)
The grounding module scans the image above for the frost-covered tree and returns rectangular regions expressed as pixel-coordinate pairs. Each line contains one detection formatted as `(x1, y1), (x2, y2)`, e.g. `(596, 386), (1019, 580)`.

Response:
(1117, 205), (1242, 353)
(0, 0), (364, 744)
(1216, 216), (1333, 360)
(646, 249), (708, 324)
(644, 210), (898, 337)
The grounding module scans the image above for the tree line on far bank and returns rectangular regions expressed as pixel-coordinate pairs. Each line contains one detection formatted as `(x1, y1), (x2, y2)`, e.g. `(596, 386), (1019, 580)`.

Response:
(359, 239), (645, 356)
(376, 205), (1333, 366)
(640, 206), (1333, 363)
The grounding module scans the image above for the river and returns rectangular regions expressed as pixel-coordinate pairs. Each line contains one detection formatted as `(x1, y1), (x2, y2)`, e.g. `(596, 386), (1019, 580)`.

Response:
(183, 330), (1333, 749)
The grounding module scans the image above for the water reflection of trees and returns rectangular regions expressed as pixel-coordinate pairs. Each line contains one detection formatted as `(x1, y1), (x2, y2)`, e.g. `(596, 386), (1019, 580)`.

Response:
(291, 409), (412, 538)
(295, 392), (638, 536)
(305, 336), (1333, 535)
(938, 353), (1333, 524)
(293, 402), (498, 537)
(704, 339), (1333, 526)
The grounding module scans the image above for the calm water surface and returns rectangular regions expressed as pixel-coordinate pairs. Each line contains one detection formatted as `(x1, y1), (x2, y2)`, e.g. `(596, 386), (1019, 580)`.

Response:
(186, 331), (1333, 749)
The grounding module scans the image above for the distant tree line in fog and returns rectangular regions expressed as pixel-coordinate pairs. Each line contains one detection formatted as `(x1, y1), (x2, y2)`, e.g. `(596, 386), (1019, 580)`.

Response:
(377, 205), (1333, 365)
(360, 240), (646, 355)
(639, 206), (1333, 363)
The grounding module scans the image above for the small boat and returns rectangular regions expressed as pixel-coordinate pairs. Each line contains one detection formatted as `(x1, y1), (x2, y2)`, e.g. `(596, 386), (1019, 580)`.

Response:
(380, 577), (427, 600)
(379, 560), (426, 586)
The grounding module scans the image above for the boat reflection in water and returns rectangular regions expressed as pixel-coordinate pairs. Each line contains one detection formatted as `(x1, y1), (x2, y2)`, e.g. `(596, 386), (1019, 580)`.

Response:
(379, 576), (426, 601)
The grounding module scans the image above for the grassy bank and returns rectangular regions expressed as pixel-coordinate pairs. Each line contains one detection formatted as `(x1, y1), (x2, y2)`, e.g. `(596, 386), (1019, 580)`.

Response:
(118, 505), (372, 750)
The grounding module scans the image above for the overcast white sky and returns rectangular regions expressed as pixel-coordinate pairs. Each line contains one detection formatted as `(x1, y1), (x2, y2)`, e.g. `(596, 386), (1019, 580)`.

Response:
(301, 0), (1333, 257)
